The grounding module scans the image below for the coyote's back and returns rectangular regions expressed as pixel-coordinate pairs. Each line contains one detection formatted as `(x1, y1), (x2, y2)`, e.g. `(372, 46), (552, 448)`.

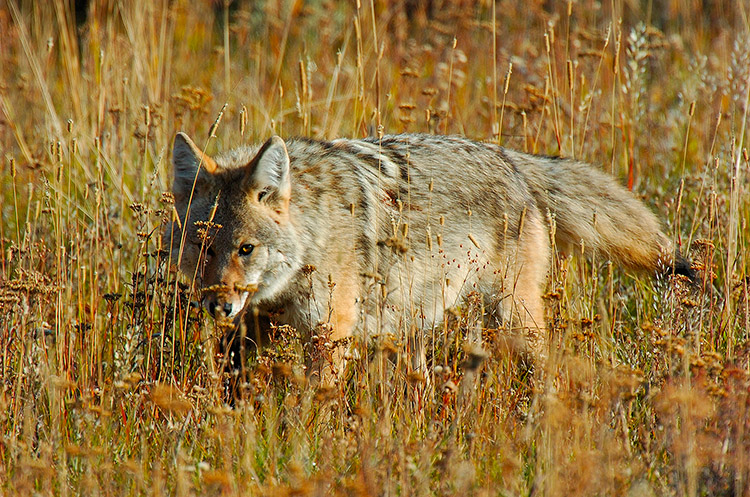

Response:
(166, 133), (689, 370)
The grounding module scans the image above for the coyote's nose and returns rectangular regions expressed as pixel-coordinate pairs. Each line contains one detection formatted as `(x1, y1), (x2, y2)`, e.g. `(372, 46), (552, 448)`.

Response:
(207, 300), (232, 318)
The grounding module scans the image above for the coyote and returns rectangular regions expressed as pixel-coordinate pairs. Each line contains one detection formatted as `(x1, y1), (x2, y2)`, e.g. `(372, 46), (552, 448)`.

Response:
(165, 132), (691, 373)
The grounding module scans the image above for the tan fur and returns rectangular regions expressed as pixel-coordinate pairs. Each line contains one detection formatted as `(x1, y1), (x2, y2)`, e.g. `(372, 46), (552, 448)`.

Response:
(165, 132), (681, 375)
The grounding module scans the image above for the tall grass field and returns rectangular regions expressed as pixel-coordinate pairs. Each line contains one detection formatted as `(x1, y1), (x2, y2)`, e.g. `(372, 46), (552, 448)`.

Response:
(1, 0), (749, 495)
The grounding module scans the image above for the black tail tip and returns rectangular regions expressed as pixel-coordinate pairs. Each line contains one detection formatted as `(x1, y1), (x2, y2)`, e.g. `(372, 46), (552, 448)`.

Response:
(671, 252), (698, 285)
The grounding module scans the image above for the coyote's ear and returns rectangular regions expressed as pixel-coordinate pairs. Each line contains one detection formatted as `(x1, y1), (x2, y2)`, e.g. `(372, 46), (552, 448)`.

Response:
(172, 132), (218, 198)
(247, 136), (291, 208)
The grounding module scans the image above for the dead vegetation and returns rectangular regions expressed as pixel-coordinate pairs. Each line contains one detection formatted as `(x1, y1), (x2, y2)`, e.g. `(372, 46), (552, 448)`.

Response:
(0, 0), (749, 495)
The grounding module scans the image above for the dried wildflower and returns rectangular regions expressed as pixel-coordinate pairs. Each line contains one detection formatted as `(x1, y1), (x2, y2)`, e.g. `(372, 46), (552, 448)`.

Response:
(271, 362), (293, 379)
(194, 220), (222, 242)
(442, 380), (458, 395)
(160, 192), (175, 205)
(150, 384), (192, 415)
(129, 202), (146, 214)
(171, 86), (212, 116)
(407, 371), (426, 384)
(301, 265), (316, 275)
(380, 336), (399, 358)
(103, 293), (122, 303)
(234, 283), (258, 293)
(314, 384), (338, 402)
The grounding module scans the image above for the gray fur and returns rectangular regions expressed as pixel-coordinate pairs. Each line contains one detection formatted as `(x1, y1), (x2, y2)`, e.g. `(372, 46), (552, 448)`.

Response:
(165, 133), (677, 370)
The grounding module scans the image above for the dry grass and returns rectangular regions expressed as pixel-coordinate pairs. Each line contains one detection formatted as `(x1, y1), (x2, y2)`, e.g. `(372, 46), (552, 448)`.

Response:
(1, 0), (749, 495)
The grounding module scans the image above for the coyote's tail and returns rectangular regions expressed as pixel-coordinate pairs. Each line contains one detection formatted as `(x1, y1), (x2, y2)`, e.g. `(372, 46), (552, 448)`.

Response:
(509, 150), (694, 279)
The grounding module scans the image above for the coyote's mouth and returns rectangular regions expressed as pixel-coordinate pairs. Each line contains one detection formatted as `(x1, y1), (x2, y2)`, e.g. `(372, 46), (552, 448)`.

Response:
(203, 282), (258, 319)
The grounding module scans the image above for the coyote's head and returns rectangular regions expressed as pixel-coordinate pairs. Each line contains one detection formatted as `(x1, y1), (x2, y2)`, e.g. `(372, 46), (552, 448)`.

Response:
(164, 132), (302, 320)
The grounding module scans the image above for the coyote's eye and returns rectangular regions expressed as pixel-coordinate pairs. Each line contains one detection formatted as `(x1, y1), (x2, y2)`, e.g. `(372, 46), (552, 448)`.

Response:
(239, 244), (254, 256)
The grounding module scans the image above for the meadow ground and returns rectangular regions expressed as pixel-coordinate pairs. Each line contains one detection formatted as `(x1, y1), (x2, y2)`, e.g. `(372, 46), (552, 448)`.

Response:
(0, 0), (749, 495)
